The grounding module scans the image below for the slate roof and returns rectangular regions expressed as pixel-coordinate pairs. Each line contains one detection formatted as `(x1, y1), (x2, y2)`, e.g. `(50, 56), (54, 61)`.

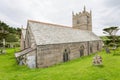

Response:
(28, 20), (101, 45)
(15, 48), (35, 57)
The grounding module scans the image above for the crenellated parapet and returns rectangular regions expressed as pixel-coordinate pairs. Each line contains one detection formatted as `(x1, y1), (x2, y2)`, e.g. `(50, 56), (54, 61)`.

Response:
(72, 6), (92, 31)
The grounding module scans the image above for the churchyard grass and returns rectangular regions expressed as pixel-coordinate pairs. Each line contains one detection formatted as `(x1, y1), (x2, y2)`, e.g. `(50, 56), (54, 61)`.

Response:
(0, 48), (120, 80)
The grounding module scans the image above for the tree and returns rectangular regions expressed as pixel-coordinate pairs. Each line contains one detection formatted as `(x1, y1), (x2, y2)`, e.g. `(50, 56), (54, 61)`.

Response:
(5, 34), (18, 42)
(0, 20), (21, 48)
(0, 21), (9, 40)
(16, 28), (21, 38)
(103, 27), (119, 44)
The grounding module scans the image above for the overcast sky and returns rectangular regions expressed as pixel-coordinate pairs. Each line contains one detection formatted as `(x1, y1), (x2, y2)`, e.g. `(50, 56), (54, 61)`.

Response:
(0, 0), (120, 36)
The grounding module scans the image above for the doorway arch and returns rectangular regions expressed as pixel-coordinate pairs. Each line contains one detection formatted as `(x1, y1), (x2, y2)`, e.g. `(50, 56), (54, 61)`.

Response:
(80, 45), (84, 57)
(90, 43), (93, 53)
(97, 42), (99, 51)
(63, 48), (70, 62)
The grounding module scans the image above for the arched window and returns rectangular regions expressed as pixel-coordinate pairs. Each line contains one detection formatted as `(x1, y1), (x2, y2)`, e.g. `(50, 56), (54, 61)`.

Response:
(77, 20), (80, 24)
(90, 44), (93, 53)
(63, 48), (70, 62)
(80, 45), (84, 57)
(97, 42), (99, 51)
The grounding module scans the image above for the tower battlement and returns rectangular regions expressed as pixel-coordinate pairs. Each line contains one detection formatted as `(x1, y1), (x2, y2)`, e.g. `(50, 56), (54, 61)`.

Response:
(72, 6), (92, 31)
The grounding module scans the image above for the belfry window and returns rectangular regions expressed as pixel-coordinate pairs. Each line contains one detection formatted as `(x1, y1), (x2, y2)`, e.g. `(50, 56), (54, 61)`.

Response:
(87, 16), (89, 23)
(77, 20), (80, 24)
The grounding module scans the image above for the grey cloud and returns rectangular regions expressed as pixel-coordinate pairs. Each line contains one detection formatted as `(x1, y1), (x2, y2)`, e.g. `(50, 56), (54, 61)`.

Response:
(104, 0), (120, 7)
(0, 0), (120, 35)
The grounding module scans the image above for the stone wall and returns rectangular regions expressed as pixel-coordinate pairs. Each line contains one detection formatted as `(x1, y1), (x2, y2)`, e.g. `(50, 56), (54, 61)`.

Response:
(20, 33), (25, 50)
(20, 49), (37, 68)
(26, 49), (37, 68)
(25, 25), (36, 49)
(36, 40), (102, 68)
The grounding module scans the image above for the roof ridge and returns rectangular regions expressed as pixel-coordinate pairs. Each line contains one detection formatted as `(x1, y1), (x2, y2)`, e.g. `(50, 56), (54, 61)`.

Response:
(28, 20), (72, 29)
(27, 20), (92, 31)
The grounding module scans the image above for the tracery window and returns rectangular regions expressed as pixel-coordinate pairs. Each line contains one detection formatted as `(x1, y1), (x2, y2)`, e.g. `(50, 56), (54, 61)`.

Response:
(80, 45), (84, 57)
(63, 48), (70, 62)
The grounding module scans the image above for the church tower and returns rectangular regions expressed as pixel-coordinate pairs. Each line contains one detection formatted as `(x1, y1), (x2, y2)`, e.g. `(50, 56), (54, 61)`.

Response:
(72, 6), (92, 31)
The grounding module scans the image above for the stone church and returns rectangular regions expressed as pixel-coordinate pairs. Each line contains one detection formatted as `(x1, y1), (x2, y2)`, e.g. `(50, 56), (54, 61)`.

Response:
(15, 7), (102, 68)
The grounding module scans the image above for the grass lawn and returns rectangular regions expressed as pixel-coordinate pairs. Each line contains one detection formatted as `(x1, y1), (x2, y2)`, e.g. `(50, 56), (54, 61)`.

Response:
(0, 48), (120, 80)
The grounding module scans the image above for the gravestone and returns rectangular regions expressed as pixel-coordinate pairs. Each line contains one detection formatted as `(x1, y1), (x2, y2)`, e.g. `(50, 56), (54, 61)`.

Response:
(105, 47), (110, 54)
(93, 55), (102, 65)
(0, 49), (2, 54)
(1, 39), (6, 54)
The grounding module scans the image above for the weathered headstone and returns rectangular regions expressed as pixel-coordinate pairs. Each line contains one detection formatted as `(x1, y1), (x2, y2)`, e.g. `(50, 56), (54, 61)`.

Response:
(0, 49), (2, 54)
(2, 39), (6, 54)
(105, 47), (110, 54)
(93, 55), (102, 65)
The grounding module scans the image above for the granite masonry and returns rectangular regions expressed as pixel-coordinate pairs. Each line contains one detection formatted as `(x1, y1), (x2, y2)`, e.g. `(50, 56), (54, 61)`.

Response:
(15, 7), (102, 68)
